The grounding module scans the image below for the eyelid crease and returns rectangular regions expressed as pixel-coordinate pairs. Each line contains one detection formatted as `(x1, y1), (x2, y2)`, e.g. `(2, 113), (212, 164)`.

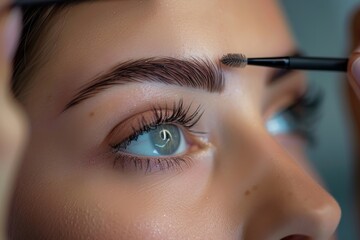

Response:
(63, 57), (225, 111)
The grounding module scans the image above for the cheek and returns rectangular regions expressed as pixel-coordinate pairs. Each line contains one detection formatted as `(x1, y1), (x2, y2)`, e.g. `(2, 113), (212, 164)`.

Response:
(11, 167), (174, 239)
(10, 139), (231, 239)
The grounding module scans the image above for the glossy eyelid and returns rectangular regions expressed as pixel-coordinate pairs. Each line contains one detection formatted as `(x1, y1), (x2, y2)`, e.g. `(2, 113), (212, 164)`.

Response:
(108, 99), (204, 148)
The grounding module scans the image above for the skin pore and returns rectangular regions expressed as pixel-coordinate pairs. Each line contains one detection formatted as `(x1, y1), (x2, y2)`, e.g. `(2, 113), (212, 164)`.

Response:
(9, 0), (340, 239)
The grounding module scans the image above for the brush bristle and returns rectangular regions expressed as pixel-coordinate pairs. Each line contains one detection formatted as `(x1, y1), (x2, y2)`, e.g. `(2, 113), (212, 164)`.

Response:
(220, 53), (247, 68)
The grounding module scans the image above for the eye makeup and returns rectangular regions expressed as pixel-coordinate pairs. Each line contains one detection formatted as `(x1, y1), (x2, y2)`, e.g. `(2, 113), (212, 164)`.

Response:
(108, 99), (207, 174)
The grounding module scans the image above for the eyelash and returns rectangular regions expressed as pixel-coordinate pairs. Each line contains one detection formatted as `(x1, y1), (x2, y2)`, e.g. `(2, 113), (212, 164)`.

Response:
(111, 99), (204, 173)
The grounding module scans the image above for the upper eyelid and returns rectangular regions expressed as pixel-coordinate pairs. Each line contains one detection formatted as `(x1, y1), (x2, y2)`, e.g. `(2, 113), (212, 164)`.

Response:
(107, 100), (204, 148)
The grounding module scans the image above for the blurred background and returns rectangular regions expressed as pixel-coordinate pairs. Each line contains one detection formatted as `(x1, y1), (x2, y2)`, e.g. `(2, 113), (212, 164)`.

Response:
(280, 0), (360, 239)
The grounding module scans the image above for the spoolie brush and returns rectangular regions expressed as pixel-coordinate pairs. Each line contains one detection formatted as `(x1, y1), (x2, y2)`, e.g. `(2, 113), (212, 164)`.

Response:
(220, 53), (348, 72)
(220, 53), (248, 68)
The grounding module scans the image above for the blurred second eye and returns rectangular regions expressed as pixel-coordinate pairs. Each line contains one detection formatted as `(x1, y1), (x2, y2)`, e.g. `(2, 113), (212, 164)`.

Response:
(265, 87), (322, 142)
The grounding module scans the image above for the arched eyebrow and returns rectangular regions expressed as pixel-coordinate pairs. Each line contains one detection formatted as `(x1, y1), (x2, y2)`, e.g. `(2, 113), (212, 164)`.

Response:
(63, 57), (225, 111)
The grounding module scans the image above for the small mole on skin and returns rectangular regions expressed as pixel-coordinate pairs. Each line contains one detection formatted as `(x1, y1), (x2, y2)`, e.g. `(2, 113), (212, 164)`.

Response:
(245, 190), (251, 196)
(89, 112), (95, 117)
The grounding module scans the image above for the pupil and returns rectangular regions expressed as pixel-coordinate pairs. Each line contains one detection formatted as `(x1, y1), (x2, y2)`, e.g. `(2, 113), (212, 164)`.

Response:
(160, 130), (171, 141)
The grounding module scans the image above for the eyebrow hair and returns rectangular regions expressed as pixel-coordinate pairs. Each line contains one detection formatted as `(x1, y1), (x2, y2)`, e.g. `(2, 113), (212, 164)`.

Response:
(64, 57), (225, 111)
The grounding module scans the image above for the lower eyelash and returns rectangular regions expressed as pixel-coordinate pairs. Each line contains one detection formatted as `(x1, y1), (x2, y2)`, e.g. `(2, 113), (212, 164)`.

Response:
(113, 154), (193, 174)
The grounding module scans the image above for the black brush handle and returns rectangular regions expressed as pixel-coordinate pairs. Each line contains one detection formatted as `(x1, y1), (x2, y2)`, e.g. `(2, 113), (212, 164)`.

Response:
(13, 0), (92, 7)
(247, 57), (349, 72)
(288, 57), (348, 72)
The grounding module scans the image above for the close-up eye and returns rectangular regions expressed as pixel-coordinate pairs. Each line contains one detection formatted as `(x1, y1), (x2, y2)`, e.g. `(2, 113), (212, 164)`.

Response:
(109, 100), (205, 173)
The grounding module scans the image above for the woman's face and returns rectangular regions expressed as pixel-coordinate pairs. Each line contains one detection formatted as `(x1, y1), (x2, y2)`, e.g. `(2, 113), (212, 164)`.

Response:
(11, 1), (341, 239)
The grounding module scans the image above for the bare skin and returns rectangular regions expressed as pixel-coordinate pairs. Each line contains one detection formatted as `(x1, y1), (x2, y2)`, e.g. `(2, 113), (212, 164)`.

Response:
(0, 0), (359, 239)
(0, 2), (27, 238)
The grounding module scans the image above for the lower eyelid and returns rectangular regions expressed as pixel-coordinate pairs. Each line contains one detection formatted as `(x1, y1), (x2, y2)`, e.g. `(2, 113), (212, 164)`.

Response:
(113, 153), (194, 174)
(111, 131), (209, 174)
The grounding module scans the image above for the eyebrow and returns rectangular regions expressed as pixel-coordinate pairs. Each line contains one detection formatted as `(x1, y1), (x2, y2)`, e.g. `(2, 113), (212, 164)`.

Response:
(63, 57), (225, 111)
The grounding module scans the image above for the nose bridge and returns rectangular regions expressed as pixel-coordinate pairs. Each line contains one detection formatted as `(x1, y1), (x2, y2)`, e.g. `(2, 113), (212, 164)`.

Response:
(219, 117), (341, 239)
(245, 154), (341, 239)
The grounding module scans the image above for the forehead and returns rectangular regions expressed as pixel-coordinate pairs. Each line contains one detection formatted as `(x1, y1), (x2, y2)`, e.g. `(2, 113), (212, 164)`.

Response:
(29, 0), (295, 114)
(45, 0), (293, 67)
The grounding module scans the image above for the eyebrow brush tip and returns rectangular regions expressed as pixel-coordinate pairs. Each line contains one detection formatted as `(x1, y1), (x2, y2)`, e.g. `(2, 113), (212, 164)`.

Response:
(220, 53), (248, 68)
